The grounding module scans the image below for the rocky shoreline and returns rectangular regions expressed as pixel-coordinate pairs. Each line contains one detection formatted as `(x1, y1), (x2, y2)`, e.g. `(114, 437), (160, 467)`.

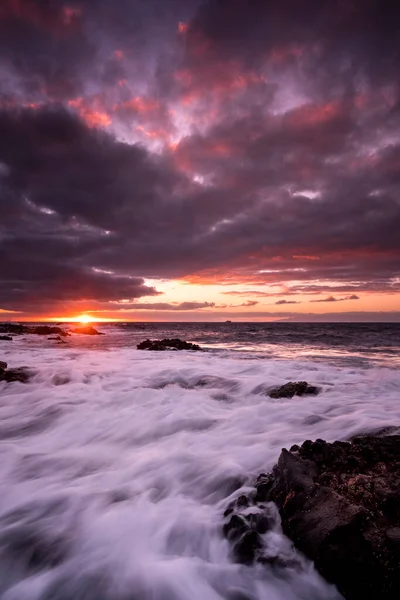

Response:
(223, 435), (399, 600)
(0, 323), (103, 339)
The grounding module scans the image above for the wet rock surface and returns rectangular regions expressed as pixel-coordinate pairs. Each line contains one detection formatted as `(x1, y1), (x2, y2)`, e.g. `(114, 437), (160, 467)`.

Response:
(0, 335), (12, 341)
(0, 365), (36, 383)
(0, 324), (69, 337)
(222, 491), (305, 573)
(71, 326), (103, 335)
(137, 338), (202, 351)
(268, 381), (320, 398)
(225, 435), (400, 600)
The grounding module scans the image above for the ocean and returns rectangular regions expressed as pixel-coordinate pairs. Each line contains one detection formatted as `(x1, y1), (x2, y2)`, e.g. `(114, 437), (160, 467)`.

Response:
(0, 322), (399, 599)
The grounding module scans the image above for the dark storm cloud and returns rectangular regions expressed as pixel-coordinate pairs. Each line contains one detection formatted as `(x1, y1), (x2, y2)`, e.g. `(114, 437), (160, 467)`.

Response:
(0, 1), (400, 316)
(0, 268), (160, 314)
(1, 104), (398, 315)
(0, 0), (92, 99)
(0, 0), (198, 99)
(187, 0), (400, 86)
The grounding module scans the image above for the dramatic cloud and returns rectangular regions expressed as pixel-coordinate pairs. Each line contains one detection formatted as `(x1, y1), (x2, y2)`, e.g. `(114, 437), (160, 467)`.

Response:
(311, 295), (360, 303)
(0, 0), (399, 319)
(116, 302), (215, 311)
(229, 300), (259, 307)
(222, 291), (273, 297)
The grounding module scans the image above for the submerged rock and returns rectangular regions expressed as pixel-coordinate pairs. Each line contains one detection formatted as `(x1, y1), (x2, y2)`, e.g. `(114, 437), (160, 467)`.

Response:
(268, 381), (320, 398)
(221, 491), (305, 573)
(229, 435), (400, 600)
(137, 338), (202, 351)
(0, 335), (12, 341)
(71, 326), (103, 335)
(222, 495), (276, 564)
(0, 366), (36, 383)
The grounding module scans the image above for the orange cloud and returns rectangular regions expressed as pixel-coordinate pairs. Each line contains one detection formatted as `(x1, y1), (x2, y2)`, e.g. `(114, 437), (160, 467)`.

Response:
(136, 125), (170, 143)
(175, 60), (265, 108)
(68, 97), (111, 128)
(118, 96), (160, 113)
(0, 98), (42, 110)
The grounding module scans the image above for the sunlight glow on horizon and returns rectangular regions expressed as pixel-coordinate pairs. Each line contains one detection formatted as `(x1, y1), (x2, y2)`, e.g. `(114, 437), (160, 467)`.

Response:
(77, 314), (95, 324)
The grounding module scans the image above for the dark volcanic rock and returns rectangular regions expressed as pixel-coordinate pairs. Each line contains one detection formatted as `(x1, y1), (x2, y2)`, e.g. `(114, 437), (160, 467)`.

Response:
(268, 381), (320, 398)
(137, 338), (202, 351)
(222, 494), (277, 565)
(47, 336), (62, 341)
(0, 324), (25, 335)
(0, 360), (7, 376)
(0, 335), (12, 341)
(0, 366), (36, 383)
(0, 324), (69, 337)
(30, 326), (68, 336)
(71, 326), (103, 335)
(248, 436), (400, 600)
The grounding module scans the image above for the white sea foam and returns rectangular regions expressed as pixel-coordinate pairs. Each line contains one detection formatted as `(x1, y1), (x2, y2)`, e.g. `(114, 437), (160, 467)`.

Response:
(0, 341), (399, 599)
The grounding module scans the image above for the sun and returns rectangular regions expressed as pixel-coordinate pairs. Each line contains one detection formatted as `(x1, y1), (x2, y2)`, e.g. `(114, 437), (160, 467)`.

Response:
(76, 314), (95, 324)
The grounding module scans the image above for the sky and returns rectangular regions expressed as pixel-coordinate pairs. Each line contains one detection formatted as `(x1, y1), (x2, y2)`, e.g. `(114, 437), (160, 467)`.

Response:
(0, 0), (399, 322)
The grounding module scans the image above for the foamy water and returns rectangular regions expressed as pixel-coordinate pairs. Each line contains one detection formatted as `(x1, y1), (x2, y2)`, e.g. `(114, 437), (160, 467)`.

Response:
(0, 332), (399, 599)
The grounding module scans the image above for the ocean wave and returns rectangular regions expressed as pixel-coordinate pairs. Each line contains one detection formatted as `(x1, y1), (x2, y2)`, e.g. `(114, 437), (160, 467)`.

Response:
(0, 342), (399, 598)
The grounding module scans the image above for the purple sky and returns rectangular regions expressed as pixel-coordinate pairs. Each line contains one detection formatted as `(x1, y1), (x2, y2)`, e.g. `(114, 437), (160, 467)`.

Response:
(0, 0), (399, 321)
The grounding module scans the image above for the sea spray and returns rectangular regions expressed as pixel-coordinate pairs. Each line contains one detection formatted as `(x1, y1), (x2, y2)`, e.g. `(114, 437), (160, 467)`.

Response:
(0, 331), (399, 599)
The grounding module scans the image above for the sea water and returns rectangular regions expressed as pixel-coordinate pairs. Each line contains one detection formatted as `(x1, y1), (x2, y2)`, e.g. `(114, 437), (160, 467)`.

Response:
(0, 323), (399, 599)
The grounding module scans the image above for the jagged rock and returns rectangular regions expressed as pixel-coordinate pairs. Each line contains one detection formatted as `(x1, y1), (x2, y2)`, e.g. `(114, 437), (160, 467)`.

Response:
(137, 338), (202, 351)
(0, 366), (36, 383)
(268, 381), (320, 398)
(0, 335), (12, 341)
(0, 360), (7, 371)
(241, 436), (400, 600)
(71, 326), (103, 335)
